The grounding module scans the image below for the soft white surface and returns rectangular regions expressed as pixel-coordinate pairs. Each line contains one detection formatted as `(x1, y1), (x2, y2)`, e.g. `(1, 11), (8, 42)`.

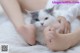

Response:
(0, 15), (80, 53)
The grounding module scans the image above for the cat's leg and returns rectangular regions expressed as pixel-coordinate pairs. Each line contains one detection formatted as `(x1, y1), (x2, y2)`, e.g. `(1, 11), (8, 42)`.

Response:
(44, 27), (80, 51)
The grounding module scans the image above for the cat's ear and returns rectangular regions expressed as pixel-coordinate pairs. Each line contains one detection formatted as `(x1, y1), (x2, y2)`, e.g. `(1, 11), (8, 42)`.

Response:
(25, 10), (38, 18)
(25, 10), (31, 15)
(30, 11), (39, 18)
(45, 7), (54, 15)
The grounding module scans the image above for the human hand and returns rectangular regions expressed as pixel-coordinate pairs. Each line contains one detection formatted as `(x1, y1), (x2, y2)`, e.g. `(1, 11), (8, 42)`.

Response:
(57, 16), (71, 34)
(16, 24), (36, 45)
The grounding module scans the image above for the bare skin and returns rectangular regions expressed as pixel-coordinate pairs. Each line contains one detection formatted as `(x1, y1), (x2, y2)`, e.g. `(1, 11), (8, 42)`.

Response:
(44, 27), (80, 51)
(57, 16), (70, 34)
(18, 0), (48, 11)
(44, 17), (80, 51)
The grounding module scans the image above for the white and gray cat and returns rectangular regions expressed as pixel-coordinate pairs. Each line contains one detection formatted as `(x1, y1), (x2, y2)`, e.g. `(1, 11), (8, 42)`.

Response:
(24, 7), (56, 45)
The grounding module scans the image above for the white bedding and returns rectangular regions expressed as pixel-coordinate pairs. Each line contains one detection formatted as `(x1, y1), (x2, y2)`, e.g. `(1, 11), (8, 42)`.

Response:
(0, 15), (80, 53)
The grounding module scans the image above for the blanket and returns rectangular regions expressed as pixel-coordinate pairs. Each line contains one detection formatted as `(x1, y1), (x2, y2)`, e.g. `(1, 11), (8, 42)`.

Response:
(0, 14), (80, 53)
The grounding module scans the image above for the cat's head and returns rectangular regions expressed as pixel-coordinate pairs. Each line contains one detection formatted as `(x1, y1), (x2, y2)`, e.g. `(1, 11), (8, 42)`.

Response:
(26, 7), (56, 29)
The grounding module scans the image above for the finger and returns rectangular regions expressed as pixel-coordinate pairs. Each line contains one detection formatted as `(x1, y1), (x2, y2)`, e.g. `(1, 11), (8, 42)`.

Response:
(49, 34), (55, 39)
(66, 25), (69, 34)
(59, 27), (64, 34)
(46, 36), (53, 43)
(67, 24), (71, 33)
(66, 27), (69, 34)
(59, 30), (63, 34)
(64, 25), (68, 34)
(49, 35), (54, 43)
(59, 23), (65, 34)
(62, 22), (68, 34)
(44, 26), (52, 31)
(45, 38), (51, 43)
(65, 22), (71, 33)
(45, 33), (55, 43)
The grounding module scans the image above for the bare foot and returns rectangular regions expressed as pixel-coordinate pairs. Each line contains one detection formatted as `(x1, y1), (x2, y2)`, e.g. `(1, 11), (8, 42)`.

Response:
(44, 27), (73, 51)
(17, 24), (36, 45)
(44, 25), (80, 51)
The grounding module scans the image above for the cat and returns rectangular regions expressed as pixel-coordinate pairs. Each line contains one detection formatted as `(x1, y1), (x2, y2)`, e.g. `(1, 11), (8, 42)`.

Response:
(24, 7), (57, 45)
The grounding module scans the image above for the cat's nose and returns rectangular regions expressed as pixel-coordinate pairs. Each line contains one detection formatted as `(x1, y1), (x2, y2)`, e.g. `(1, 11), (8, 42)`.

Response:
(41, 23), (44, 26)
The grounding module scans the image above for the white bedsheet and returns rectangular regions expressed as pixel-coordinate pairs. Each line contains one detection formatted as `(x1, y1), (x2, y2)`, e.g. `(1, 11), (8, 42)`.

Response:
(0, 15), (80, 53)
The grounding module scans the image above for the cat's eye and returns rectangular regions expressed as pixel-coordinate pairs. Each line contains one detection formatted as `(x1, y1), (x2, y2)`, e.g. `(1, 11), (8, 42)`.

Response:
(35, 19), (39, 21)
(45, 17), (48, 20)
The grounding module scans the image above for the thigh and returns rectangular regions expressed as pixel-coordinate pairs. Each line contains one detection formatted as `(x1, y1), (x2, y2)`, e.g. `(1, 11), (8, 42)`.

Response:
(17, 0), (47, 11)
